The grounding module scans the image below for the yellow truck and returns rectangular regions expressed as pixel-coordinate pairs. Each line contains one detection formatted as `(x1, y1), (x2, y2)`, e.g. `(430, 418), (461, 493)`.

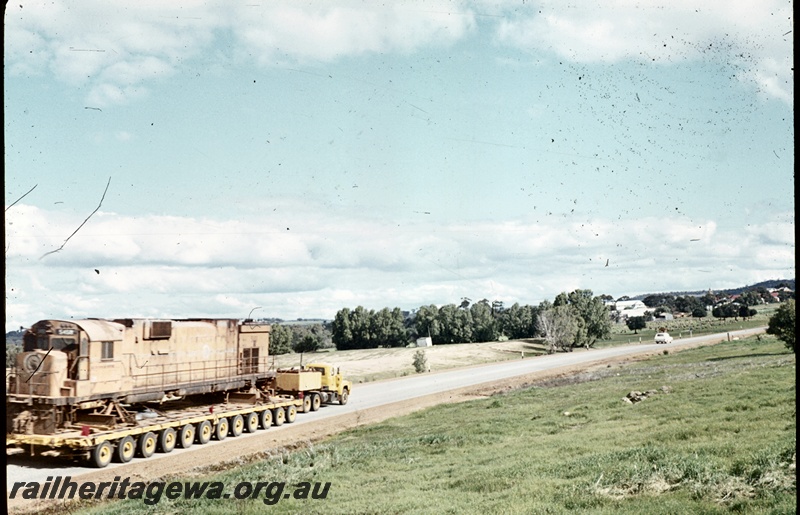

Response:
(274, 363), (351, 412)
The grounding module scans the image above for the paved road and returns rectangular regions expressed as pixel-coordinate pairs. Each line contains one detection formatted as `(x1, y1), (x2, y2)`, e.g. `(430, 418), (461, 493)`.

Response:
(7, 327), (765, 490)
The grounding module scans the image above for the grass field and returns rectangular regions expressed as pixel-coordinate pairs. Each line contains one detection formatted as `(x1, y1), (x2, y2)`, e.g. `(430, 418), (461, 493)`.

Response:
(78, 334), (795, 514)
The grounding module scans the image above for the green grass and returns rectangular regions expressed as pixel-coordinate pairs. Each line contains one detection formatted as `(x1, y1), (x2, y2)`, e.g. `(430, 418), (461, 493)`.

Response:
(73, 336), (795, 514)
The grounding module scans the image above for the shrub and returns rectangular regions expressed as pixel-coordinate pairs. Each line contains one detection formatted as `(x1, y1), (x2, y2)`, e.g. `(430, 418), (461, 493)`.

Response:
(766, 300), (795, 353)
(412, 349), (428, 373)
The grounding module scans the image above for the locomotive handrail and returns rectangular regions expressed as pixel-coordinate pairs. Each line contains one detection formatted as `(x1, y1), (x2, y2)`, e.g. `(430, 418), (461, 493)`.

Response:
(125, 356), (273, 392)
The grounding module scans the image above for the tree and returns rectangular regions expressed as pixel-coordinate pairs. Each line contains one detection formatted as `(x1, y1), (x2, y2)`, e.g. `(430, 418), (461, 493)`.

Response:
(738, 305), (757, 320)
(537, 305), (578, 354)
(470, 301), (499, 342)
(675, 295), (704, 314)
(331, 308), (353, 350)
(642, 294), (675, 310)
(691, 307), (707, 318)
(269, 324), (293, 355)
(371, 307), (408, 347)
(500, 303), (540, 339)
(739, 290), (763, 307)
(712, 303), (739, 320)
(349, 306), (374, 348)
(437, 304), (474, 344)
(414, 305), (441, 343)
(294, 335), (320, 353)
(766, 300), (795, 353)
(564, 289), (612, 348)
(626, 316), (647, 334)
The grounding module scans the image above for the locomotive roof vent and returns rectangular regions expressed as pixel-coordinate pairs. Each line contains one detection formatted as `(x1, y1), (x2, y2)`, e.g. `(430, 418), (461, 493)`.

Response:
(145, 320), (172, 340)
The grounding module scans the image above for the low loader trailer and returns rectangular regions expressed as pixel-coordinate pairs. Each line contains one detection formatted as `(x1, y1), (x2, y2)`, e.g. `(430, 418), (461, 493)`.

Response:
(7, 393), (303, 468)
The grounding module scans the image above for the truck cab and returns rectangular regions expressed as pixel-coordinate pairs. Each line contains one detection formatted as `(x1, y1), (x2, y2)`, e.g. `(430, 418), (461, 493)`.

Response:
(305, 363), (351, 404)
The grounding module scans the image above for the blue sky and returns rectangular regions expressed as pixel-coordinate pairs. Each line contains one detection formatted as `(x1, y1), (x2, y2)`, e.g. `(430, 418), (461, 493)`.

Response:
(4, 1), (794, 331)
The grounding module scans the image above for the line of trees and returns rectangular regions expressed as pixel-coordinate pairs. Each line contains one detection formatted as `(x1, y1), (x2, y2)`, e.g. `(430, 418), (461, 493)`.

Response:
(331, 307), (409, 350)
(328, 290), (612, 353)
(269, 323), (332, 355)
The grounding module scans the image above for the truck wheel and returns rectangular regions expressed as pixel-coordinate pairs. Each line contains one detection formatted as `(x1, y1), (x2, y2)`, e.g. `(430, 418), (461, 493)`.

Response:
(339, 389), (349, 405)
(259, 409), (272, 429)
(301, 395), (312, 413)
(285, 405), (297, 423)
(159, 428), (177, 453)
(310, 393), (321, 411)
(178, 424), (195, 448)
(214, 418), (229, 441)
(115, 436), (136, 463)
(244, 412), (259, 433)
(230, 414), (244, 437)
(196, 421), (212, 444)
(272, 407), (285, 426)
(91, 441), (113, 468)
(138, 432), (157, 458)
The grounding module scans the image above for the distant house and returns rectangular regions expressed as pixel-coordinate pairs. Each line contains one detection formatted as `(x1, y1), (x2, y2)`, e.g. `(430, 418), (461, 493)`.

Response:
(656, 313), (674, 321)
(611, 300), (650, 319)
(416, 336), (433, 347)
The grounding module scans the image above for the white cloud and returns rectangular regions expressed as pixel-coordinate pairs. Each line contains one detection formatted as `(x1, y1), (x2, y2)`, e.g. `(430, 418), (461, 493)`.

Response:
(494, 0), (793, 104)
(5, 1), (789, 107)
(5, 1), (475, 107)
(4, 202), (794, 331)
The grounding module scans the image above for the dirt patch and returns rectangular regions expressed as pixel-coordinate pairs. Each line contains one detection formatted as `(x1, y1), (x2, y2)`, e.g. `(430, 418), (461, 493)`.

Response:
(270, 339), (546, 382)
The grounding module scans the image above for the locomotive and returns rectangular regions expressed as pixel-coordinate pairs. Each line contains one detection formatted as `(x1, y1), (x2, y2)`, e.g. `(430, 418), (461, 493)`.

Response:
(7, 318), (273, 435)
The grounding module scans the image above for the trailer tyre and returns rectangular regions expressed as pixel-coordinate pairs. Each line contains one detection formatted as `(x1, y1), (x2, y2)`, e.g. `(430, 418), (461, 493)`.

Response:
(159, 428), (177, 453)
(244, 412), (259, 433)
(115, 436), (136, 463)
(310, 393), (321, 411)
(340, 388), (349, 405)
(230, 415), (244, 437)
(92, 441), (113, 468)
(178, 424), (195, 448)
(138, 432), (157, 458)
(272, 407), (285, 426)
(259, 409), (272, 429)
(301, 395), (312, 413)
(285, 405), (297, 423)
(214, 418), (229, 441)
(196, 421), (212, 444)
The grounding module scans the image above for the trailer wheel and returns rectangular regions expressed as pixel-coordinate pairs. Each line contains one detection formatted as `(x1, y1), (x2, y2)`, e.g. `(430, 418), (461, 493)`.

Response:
(244, 412), (259, 433)
(285, 405), (297, 423)
(272, 407), (285, 426)
(196, 421), (212, 444)
(138, 432), (157, 458)
(301, 395), (312, 413)
(310, 393), (321, 411)
(214, 418), (229, 441)
(91, 441), (113, 468)
(259, 409), (272, 429)
(230, 414), (244, 437)
(178, 424), (195, 448)
(115, 436), (136, 463)
(159, 428), (177, 453)
(339, 388), (349, 405)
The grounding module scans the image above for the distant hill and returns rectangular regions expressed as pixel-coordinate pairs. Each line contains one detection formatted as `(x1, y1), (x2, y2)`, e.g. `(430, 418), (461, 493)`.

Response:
(631, 279), (795, 300)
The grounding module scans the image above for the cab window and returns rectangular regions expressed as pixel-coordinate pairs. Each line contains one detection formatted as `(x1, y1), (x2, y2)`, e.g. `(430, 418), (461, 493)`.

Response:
(101, 341), (114, 361)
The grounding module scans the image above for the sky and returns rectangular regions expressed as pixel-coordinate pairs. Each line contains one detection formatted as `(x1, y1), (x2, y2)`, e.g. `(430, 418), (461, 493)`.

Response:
(3, 1), (794, 332)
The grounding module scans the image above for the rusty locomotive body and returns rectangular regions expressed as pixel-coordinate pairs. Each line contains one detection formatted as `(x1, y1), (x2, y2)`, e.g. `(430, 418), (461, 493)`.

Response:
(7, 318), (274, 435)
